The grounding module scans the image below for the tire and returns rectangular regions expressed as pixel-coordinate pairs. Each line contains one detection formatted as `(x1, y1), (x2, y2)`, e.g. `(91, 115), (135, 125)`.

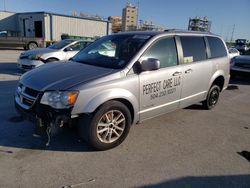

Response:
(78, 100), (131, 150)
(202, 85), (220, 110)
(28, 42), (38, 50)
(46, 58), (58, 63)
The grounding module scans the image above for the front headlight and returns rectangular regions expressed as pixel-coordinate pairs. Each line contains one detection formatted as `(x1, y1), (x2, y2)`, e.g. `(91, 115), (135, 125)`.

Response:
(40, 91), (79, 109)
(28, 54), (42, 60)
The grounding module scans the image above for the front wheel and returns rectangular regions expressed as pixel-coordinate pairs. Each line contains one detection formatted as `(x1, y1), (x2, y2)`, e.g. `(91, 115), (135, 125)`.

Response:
(78, 101), (131, 150)
(202, 85), (220, 110)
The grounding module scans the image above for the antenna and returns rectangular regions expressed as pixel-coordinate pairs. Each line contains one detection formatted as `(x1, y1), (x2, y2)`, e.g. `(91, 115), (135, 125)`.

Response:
(230, 24), (235, 43)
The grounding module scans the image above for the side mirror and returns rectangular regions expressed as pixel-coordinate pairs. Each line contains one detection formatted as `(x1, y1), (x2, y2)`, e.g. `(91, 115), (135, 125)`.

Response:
(140, 58), (160, 72)
(64, 47), (73, 52)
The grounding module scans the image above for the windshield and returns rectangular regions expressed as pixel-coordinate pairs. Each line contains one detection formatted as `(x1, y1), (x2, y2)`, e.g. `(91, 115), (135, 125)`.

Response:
(72, 34), (152, 69)
(48, 40), (74, 49)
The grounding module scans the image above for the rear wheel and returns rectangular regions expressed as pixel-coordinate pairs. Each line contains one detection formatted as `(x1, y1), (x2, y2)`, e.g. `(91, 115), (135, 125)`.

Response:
(202, 85), (220, 110)
(78, 101), (131, 150)
(27, 42), (38, 50)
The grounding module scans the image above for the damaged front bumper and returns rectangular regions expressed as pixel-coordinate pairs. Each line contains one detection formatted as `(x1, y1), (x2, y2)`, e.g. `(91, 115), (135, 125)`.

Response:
(15, 98), (77, 146)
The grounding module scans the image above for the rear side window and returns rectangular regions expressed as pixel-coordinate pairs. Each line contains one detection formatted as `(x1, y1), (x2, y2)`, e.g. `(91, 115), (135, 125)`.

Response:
(207, 36), (227, 58)
(180, 36), (207, 63)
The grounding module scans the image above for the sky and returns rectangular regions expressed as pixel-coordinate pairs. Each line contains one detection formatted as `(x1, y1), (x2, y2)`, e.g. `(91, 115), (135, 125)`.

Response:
(1, 0), (250, 41)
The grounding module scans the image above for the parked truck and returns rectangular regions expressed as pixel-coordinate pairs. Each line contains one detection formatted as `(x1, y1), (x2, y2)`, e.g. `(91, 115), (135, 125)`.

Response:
(0, 30), (44, 50)
(235, 39), (249, 53)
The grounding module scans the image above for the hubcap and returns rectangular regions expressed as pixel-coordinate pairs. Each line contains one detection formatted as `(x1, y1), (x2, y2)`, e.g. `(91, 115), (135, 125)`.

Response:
(97, 110), (125, 144)
(29, 43), (36, 49)
(210, 89), (219, 106)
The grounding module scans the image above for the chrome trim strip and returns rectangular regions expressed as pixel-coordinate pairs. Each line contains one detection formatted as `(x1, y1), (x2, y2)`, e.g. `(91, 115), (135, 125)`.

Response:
(21, 92), (36, 101)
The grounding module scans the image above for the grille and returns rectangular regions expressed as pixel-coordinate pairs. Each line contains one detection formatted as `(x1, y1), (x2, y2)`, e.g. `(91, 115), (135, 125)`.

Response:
(25, 87), (39, 98)
(15, 84), (40, 109)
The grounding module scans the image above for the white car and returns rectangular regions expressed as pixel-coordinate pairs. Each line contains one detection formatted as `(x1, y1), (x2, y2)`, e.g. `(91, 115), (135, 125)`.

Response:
(228, 48), (240, 59)
(18, 39), (92, 71)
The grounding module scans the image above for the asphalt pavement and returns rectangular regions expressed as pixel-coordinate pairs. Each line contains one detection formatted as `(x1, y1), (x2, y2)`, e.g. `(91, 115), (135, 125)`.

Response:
(0, 50), (250, 188)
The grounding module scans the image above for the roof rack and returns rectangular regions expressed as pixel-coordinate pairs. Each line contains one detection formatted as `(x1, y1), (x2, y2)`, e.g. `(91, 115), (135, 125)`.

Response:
(164, 29), (212, 34)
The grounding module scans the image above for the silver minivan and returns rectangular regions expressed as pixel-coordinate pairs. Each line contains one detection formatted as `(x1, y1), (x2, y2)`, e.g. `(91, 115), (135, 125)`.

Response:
(15, 30), (230, 150)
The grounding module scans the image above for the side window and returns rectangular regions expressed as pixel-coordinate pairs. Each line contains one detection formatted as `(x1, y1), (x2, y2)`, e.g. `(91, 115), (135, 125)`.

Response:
(180, 36), (207, 63)
(207, 36), (227, 58)
(141, 37), (178, 68)
(69, 42), (82, 51)
(79, 41), (91, 50)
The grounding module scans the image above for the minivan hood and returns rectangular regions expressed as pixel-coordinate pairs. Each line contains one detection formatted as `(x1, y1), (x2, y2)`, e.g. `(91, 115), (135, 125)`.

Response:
(21, 48), (57, 57)
(20, 62), (114, 91)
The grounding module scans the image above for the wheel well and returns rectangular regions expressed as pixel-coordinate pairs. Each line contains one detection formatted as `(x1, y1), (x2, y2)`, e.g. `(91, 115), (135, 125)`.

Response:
(28, 41), (38, 46)
(26, 41), (38, 49)
(115, 98), (134, 124)
(93, 99), (135, 124)
(46, 57), (59, 62)
(212, 76), (224, 91)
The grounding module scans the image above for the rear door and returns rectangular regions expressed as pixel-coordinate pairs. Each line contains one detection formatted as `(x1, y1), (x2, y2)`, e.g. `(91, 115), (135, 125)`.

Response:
(139, 36), (183, 120)
(178, 36), (212, 108)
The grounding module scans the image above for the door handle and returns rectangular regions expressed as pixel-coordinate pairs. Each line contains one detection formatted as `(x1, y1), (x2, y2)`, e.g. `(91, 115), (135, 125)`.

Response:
(185, 69), (193, 74)
(172, 71), (182, 76)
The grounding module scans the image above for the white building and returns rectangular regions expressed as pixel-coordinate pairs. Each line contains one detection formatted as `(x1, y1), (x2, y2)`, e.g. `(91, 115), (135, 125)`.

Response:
(0, 11), (112, 41)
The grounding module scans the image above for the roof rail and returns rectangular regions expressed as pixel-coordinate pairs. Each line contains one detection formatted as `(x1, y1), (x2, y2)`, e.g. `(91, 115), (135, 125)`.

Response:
(164, 29), (185, 32)
(164, 29), (212, 34)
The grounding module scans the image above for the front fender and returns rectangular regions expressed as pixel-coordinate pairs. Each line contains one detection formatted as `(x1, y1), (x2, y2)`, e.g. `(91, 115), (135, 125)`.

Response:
(41, 52), (62, 61)
(72, 88), (139, 124)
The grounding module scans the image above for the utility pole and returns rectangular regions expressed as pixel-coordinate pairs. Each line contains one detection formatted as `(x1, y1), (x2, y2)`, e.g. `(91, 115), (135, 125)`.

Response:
(3, 0), (6, 11)
(230, 24), (235, 43)
(137, 0), (140, 30)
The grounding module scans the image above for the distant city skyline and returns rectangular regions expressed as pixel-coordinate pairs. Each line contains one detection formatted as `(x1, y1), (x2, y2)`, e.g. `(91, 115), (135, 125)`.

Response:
(1, 0), (250, 40)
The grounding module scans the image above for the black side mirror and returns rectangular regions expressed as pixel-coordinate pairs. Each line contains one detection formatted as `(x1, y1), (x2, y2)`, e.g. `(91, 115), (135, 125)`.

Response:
(64, 47), (73, 52)
(140, 58), (160, 72)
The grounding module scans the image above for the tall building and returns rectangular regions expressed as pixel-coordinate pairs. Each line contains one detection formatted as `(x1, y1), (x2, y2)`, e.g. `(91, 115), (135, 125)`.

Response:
(122, 3), (138, 31)
(188, 16), (211, 32)
(108, 16), (122, 33)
